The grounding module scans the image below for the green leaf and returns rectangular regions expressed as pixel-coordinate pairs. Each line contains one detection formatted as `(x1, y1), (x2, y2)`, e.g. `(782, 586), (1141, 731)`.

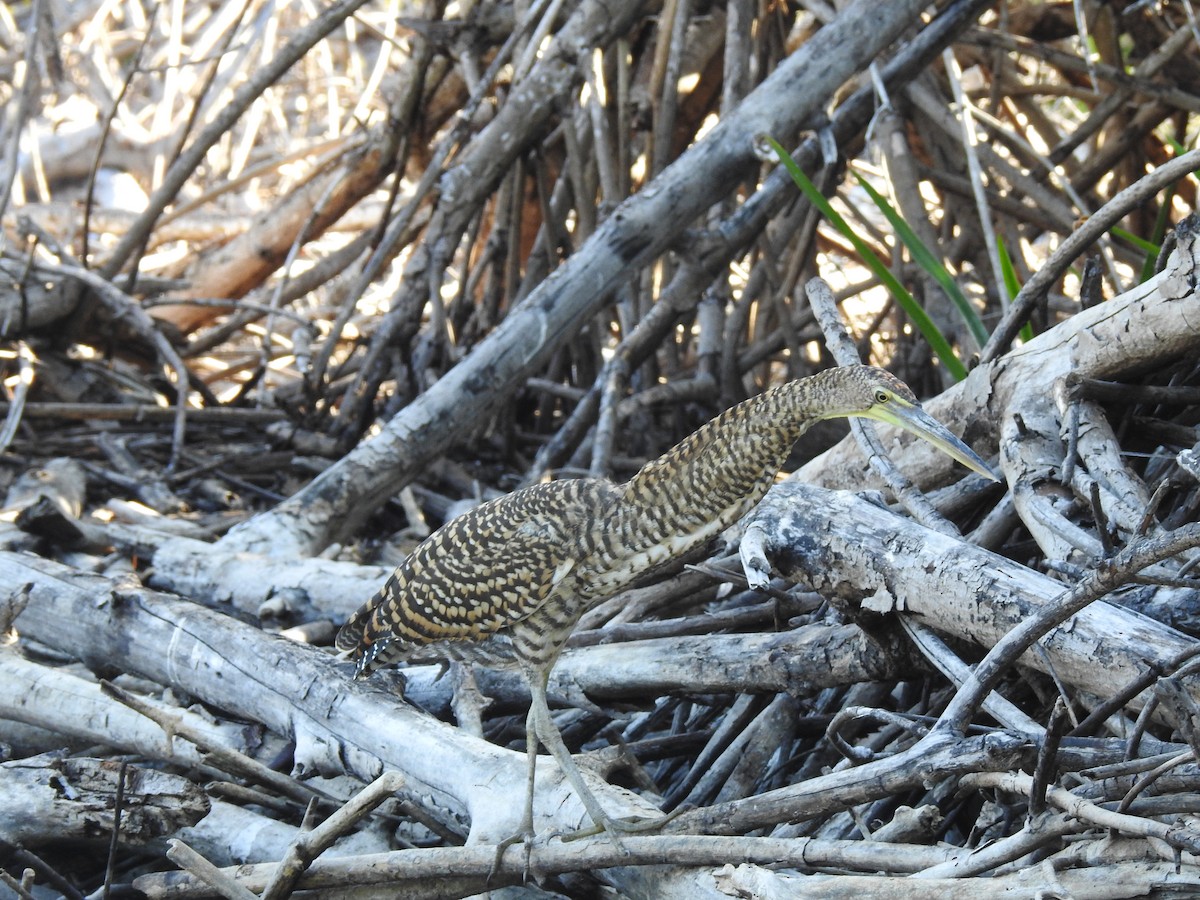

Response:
(995, 234), (1021, 303)
(1110, 225), (1159, 255)
(996, 235), (1034, 342)
(765, 136), (968, 381)
(851, 170), (989, 348)
(1139, 184), (1175, 283)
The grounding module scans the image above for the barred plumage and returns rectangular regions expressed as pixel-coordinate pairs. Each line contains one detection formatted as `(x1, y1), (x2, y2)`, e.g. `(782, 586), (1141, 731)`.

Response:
(337, 365), (996, 847)
(336, 478), (620, 671)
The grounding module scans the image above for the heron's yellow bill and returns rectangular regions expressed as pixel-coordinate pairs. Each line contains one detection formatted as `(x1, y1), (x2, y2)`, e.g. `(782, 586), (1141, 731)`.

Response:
(868, 401), (1000, 482)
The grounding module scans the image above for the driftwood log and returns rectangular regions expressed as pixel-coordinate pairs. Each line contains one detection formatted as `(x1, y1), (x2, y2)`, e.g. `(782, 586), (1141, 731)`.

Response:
(0, 753), (208, 847)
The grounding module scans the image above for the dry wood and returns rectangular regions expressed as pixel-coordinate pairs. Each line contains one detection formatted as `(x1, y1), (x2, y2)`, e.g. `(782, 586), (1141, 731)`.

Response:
(132, 835), (961, 898)
(0, 753), (208, 846)
(745, 482), (1200, 719)
(0, 652), (254, 769)
(173, 799), (393, 871)
(215, 0), (962, 558)
(258, 772), (405, 900)
(2, 553), (657, 842)
(715, 862), (1200, 899)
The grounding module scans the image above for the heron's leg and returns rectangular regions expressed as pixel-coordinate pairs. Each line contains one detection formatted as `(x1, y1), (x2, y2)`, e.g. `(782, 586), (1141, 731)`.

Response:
(490, 705), (539, 882)
(526, 671), (669, 844)
(522, 703), (538, 835)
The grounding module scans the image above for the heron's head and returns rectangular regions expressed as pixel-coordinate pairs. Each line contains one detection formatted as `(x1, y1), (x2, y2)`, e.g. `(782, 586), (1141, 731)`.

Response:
(820, 365), (999, 482)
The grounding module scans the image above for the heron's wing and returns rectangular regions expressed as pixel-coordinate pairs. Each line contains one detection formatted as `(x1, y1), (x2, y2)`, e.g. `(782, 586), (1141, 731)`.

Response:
(336, 478), (618, 666)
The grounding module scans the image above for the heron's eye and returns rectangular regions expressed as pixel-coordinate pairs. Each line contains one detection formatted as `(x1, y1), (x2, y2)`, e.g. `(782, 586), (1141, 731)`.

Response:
(874, 390), (890, 404)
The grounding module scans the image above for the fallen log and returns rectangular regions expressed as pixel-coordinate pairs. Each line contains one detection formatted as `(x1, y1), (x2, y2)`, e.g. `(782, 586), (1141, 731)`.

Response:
(743, 482), (1200, 718)
(0, 753), (208, 846)
(3, 552), (655, 845)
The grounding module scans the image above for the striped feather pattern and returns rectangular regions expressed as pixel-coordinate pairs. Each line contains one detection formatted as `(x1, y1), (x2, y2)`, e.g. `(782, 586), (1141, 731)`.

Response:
(338, 366), (918, 676)
(336, 478), (620, 675)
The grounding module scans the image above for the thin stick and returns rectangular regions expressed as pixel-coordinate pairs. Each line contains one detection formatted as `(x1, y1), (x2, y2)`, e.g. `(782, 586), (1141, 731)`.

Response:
(98, 0), (374, 282)
(0, 341), (34, 453)
(29, 260), (192, 467)
(0, 0), (43, 224)
(260, 771), (406, 900)
(806, 276), (961, 536)
(942, 47), (1007, 311)
(962, 770), (1200, 854)
(166, 840), (259, 900)
(100, 680), (339, 809)
(981, 149), (1200, 362)
(937, 522), (1200, 735)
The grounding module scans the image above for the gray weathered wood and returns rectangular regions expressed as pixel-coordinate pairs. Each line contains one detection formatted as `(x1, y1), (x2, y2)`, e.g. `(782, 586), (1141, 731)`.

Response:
(0, 753), (208, 845)
(746, 482), (1200, 713)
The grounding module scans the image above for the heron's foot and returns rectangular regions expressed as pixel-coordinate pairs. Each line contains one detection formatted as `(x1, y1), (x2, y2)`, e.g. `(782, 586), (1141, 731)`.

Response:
(559, 806), (684, 845)
(489, 824), (538, 886)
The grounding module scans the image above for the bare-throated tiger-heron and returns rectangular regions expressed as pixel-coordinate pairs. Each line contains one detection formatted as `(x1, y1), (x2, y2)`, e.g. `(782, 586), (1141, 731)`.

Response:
(336, 365), (998, 845)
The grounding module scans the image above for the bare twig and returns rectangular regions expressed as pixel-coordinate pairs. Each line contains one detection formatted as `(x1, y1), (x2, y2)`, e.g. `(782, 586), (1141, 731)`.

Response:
(260, 772), (405, 900)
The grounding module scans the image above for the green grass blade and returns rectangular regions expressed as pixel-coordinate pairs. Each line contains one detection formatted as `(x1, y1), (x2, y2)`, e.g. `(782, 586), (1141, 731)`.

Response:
(995, 234), (1021, 302)
(1110, 225), (1159, 255)
(1139, 184), (1175, 283)
(1139, 138), (1195, 281)
(996, 235), (1033, 342)
(765, 137), (967, 381)
(851, 171), (989, 348)
(1107, 224), (1162, 285)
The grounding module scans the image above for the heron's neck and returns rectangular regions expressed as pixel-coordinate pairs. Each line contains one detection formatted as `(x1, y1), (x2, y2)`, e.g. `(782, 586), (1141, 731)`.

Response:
(608, 376), (830, 554)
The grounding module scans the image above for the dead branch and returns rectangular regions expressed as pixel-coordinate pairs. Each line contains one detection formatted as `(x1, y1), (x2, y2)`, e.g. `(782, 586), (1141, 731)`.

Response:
(0, 753), (208, 846)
